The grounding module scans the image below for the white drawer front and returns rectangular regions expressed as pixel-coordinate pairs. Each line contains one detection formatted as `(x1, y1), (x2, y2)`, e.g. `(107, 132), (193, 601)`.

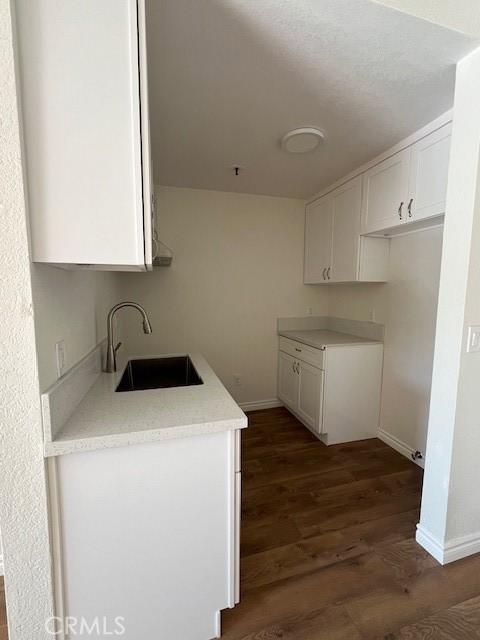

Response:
(279, 336), (325, 369)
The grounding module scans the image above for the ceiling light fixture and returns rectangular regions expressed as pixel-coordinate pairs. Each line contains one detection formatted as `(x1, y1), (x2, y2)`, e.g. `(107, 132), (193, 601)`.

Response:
(281, 127), (326, 153)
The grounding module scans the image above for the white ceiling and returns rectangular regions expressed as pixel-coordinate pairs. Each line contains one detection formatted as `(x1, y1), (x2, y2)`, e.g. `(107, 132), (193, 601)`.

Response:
(146, 0), (477, 199)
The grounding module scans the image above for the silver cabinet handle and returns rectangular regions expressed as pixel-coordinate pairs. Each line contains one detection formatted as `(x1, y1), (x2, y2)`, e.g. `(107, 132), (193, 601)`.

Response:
(296, 363), (300, 374)
(327, 266), (331, 280)
(295, 347), (302, 352)
(408, 198), (413, 218)
(292, 361), (295, 372)
(322, 268), (326, 280)
(398, 201), (404, 220)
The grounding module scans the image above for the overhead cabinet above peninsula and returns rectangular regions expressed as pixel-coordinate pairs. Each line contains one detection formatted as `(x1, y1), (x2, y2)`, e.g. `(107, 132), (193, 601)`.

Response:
(16, 0), (155, 270)
(362, 122), (452, 235)
(304, 114), (452, 284)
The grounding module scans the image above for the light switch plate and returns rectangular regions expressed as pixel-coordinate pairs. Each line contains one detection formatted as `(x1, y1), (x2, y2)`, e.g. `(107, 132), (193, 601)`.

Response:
(467, 326), (480, 353)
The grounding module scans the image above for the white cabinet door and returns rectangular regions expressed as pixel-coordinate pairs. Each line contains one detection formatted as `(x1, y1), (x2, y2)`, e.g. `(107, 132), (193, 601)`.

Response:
(16, 0), (153, 270)
(408, 124), (452, 223)
(138, 0), (154, 270)
(53, 432), (235, 639)
(297, 361), (324, 433)
(361, 148), (411, 233)
(304, 196), (334, 284)
(278, 352), (299, 411)
(330, 176), (362, 282)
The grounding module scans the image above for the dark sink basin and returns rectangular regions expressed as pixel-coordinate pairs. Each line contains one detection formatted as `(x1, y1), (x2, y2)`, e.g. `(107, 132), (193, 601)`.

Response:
(116, 356), (203, 392)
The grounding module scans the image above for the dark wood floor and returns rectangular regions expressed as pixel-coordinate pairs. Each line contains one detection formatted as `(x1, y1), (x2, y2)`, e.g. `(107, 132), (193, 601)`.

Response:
(222, 407), (480, 639)
(0, 577), (6, 640)
(2, 408), (480, 639)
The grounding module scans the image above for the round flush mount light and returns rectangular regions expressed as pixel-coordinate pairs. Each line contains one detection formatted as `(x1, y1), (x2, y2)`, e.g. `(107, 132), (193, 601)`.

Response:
(281, 127), (326, 153)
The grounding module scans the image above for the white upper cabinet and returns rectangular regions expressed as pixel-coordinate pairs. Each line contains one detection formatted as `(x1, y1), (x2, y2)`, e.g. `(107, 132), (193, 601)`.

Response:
(361, 148), (411, 234)
(16, 0), (154, 271)
(361, 122), (452, 235)
(304, 176), (389, 284)
(330, 177), (363, 282)
(304, 196), (334, 283)
(408, 123), (452, 223)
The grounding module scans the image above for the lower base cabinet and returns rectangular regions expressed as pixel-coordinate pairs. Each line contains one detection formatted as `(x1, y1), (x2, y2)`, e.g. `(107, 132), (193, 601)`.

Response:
(278, 338), (383, 444)
(48, 430), (241, 640)
(279, 352), (324, 433)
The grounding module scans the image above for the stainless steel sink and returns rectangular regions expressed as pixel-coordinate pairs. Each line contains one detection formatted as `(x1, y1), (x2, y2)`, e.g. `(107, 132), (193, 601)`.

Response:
(115, 356), (203, 392)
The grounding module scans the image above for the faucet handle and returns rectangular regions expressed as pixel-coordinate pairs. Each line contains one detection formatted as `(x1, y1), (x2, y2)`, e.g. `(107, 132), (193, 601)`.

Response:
(114, 342), (122, 353)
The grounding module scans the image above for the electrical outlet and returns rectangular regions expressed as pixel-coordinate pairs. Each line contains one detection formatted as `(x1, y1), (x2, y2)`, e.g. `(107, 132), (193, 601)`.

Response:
(233, 374), (241, 386)
(307, 307), (313, 316)
(369, 309), (376, 322)
(55, 340), (66, 378)
(467, 325), (480, 353)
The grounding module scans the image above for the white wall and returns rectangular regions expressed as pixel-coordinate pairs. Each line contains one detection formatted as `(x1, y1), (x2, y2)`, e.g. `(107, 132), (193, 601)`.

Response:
(329, 226), (443, 457)
(0, 1), (55, 635)
(117, 186), (442, 431)
(118, 186), (329, 406)
(417, 46), (480, 561)
(31, 267), (121, 391)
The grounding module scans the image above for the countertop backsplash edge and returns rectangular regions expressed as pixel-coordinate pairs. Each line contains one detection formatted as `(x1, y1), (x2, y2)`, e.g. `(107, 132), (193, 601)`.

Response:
(41, 341), (105, 445)
(277, 316), (384, 341)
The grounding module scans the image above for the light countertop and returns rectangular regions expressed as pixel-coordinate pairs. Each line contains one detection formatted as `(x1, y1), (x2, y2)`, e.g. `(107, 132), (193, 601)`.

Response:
(44, 352), (247, 457)
(279, 329), (382, 349)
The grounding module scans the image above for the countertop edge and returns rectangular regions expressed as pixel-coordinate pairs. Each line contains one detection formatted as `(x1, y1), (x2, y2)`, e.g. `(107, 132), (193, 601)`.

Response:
(278, 330), (383, 349)
(44, 416), (248, 458)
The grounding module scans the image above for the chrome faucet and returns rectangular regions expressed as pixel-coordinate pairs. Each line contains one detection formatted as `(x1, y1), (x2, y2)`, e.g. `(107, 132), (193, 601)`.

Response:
(105, 302), (152, 373)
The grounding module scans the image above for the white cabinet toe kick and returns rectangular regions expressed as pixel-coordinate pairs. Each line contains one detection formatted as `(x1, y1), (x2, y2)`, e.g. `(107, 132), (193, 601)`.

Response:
(278, 336), (383, 445)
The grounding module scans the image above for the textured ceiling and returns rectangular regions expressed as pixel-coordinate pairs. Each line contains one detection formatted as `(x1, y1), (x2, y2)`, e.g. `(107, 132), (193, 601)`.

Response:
(146, 0), (477, 198)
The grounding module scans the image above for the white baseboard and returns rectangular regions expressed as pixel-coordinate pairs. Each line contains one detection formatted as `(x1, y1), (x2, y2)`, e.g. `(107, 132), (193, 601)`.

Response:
(443, 533), (480, 563)
(238, 399), (283, 412)
(378, 428), (424, 468)
(416, 525), (444, 563)
(416, 524), (480, 564)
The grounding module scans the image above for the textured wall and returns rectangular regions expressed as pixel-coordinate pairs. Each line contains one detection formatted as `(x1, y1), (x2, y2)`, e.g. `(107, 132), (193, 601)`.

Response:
(0, 0), (54, 637)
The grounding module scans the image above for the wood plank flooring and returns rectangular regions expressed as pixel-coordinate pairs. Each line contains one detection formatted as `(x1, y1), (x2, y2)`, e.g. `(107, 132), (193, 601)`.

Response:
(2, 407), (480, 639)
(0, 578), (6, 640)
(222, 407), (480, 639)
